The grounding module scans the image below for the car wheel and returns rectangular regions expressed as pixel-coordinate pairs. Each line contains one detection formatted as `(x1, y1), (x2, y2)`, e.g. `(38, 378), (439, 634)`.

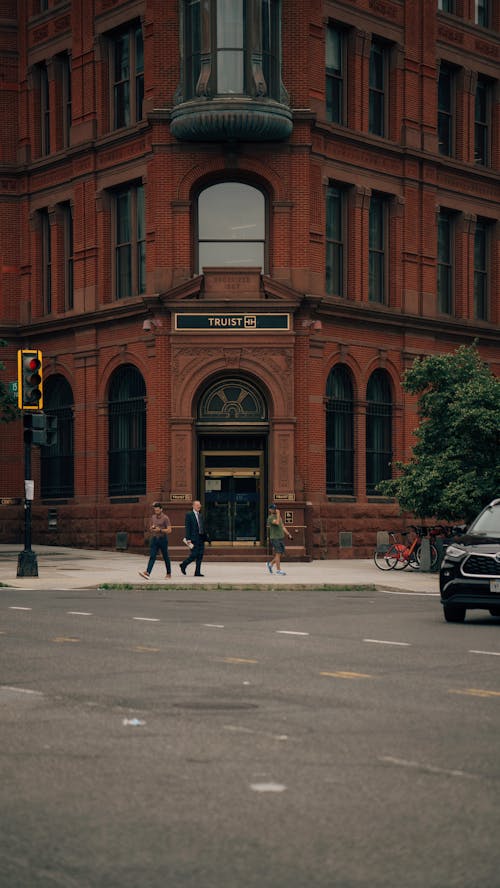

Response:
(443, 604), (466, 623)
(489, 607), (500, 617)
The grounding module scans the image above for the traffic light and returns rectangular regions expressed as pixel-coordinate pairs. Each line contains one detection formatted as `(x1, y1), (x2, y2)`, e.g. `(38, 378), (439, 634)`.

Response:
(18, 349), (43, 410)
(23, 413), (57, 447)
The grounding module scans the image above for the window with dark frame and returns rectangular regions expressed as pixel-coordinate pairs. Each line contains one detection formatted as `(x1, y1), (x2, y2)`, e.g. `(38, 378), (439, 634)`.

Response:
(114, 183), (145, 299)
(108, 364), (146, 497)
(182, 0), (281, 101)
(369, 39), (387, 137)
(369, 193), (386, 304)
(40, 62), (50, 155)
(366, 369), (392, 496)
(62, 202), (74, 311)
(326, 184), (345, 297)
(326, 25), (345, 125)
(40, 208), (52, 315)
(475, 0), (490, 27)
(41, 375), (74, 499)
(475, 75), (490, 166)
(437, 210), (453, 315)
(438, 63), (454, 156)
(60, 53), (72, 149)
(326, 364), (354, 496)
(474, 219), (489, 321)
(111, 23), (144, 130)
(438, 0), (455, 11)
(197, 182), (266, 273)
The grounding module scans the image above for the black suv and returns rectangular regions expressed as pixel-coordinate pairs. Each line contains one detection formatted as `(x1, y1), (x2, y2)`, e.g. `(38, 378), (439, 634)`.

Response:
(440, 498), (500, 622)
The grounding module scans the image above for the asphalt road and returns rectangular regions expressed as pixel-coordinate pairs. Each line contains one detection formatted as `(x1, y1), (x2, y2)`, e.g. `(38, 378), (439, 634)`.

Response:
(1, 585), (499, 888)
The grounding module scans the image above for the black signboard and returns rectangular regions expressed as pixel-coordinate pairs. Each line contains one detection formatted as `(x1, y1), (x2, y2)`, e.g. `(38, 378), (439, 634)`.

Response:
(175, 313), (290, 331)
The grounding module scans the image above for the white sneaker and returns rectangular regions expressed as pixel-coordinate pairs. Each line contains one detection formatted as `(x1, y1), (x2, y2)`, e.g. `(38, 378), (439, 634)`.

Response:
(276, 570), (286, 575)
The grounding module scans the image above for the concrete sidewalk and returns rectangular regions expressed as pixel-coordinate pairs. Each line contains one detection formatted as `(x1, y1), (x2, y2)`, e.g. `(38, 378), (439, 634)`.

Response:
(0, 544), (440, 594)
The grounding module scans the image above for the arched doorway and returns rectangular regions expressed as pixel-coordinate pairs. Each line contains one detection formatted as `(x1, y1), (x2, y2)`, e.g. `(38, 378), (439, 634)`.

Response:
(197, 377), (268, 545)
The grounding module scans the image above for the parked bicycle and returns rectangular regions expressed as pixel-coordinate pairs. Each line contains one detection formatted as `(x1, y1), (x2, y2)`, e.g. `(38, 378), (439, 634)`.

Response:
(374, 525), (439, 571)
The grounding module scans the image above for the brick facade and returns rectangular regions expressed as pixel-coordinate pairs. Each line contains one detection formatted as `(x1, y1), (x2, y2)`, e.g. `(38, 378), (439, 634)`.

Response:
(0, 0), (498, 559)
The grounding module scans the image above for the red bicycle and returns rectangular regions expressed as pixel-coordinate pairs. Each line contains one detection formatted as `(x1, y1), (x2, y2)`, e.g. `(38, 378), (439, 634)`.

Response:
(374, 525), (439, 571)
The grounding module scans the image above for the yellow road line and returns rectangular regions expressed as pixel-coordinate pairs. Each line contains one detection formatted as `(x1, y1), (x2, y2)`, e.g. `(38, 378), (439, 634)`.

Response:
(450, 688), (500, 698)
(51, 636), (80, 644)
(132, 645), (160, 653)
(220, 657), (258, 664)
(320, 670), (372, 679)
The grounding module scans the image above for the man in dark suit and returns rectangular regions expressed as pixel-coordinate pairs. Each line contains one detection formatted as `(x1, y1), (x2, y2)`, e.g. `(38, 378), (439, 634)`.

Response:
(180, 500), (208, 576)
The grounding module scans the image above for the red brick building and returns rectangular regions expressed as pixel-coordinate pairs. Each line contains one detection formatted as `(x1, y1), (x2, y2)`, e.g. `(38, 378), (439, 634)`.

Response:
(0, 0), (499, 559)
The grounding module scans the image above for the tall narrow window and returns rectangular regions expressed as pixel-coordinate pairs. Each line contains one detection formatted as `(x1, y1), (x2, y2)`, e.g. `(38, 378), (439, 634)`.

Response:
(366, 370), (392, 495)
(111, 23), (144, 130)
(40, 63), (50, 155)
(40, 209), (52, 315)
(475, 0), (490, 27)
(437, 210), (453, 314)
(41, 375), (74, 499)
(475, 75), (490, 166)
(474, 220), (489, 321)
(186, 0), (202, 97)
(326, 365), (354, 495)
(326, 25), (345, 125)
(369, 193), (386, 304)
(217, 0), (244, 93)
(63, 203), (74, 311)
(326, 185), (345, 297)
(438, 63), (454, 156)
(198, 182), (265, 273)
(369, 40), (387, 137)
(108, 365), (146, 496)
(115, 183), (145, 299)
(60, 53), (72, 148)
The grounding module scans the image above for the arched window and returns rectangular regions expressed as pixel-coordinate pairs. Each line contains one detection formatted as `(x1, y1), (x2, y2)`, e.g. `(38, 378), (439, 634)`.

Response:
(366, 369), (392, 495)
(41, 375), (74, 498)
(199, 378), (267, 422)
(326, 365), (354, 495)
(198, 182), (266, 273)
(108, 364), (146, 496)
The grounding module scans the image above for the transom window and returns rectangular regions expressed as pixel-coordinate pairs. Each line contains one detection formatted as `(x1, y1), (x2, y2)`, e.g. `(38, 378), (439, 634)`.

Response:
(197, 182), (266, 273)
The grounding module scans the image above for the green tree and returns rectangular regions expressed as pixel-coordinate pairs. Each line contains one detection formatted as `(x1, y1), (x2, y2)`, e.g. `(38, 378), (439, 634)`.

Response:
(0, 339), (19, 423)
(378, 344), (500, 523)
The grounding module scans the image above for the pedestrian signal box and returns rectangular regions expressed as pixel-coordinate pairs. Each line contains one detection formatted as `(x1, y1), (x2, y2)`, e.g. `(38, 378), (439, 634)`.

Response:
(17, 349), (43, 410)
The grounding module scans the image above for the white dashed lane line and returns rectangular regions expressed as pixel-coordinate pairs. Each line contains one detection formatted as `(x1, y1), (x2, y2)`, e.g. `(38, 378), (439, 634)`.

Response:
(382, 590), (439, 597)
(67, 611), (93, 616)
(8, 606), (32, 611)
(204, 623), (225, 629)
(133, 617), (160, 622)
(364, 638), (411, 647)
(276, 630), (310, 636)
(469, 649), (500, 657)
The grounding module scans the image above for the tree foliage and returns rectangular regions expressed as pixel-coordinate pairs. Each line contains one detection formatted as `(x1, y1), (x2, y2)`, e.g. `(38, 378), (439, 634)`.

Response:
(0, 339), (19, 423)
(378, 344), (500, 523)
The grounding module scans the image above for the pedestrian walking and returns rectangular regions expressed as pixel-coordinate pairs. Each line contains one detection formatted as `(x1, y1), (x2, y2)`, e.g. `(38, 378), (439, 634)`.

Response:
(180, 500), (209, 576)
(266, 504), (292, 575)
(139, 502), (172, 579)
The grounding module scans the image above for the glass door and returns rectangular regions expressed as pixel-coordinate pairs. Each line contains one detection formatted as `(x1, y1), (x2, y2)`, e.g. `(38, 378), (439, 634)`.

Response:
(204, 472), (260, 543)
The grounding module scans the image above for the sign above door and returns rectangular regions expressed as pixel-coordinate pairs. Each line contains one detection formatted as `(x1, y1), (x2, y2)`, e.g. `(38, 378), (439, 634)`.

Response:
(175, 313), (290, 331)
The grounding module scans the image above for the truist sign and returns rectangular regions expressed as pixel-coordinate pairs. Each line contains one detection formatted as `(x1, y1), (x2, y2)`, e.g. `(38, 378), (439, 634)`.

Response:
(175, 313), (290, 331)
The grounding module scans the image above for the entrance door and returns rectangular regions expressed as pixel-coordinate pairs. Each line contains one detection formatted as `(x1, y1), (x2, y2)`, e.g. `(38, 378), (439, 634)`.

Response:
(205, 473), (260, 543)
